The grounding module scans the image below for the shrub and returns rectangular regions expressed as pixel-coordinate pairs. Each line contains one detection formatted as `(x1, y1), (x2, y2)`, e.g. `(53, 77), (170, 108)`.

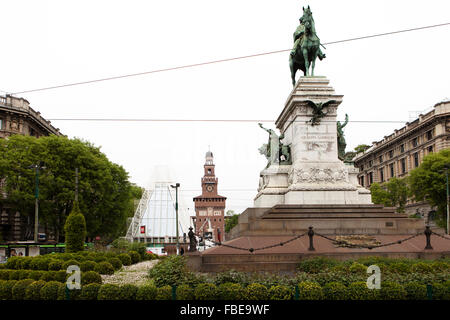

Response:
(297, 257), (338, 273)
(0, 280), (17, 300)
(297, 281), (323, 300)
(379, 281), (406, 300)
(156, 285), (173, 300)
(0, 270), (11, 280)
(136, 284), (157, 300)
(217, 282), (244, 300)
(48, 260), (64, 271)
(64, 202), (87, 253)
(431, 282), (449, 300)
(128, 251), (141, 264)
(347, 281), (377, 300)
(62, 259), (80, 271)
(404, 282), (427, 300)
(118, 253), (132, 266)
(431, 261), (449, 272)
(119, 284), (138, 300)
(28, 270), (44, 281)
(128, 242), (147, 260)
(245, 283), (269, 300)
(58, 285), (81, 300)
(80, 283), (101, 300)
(25, 280), (46, 300)
(98, 284), (121, 300)
(16, 257), (32, 270)
(5, 256), (20, 269)
(389, 262), (411, 274)
(10, 270), (28, 280)
(214, 270), (249, 286)
(349, 262), (367, 274)
(40, 281), (62, 300)
(107, 258), (122, 271)
(40, 271), (57, 282)
(148, 256), (190, 287)
(55, 270), (68, 283)
(176, 284), (195, 300)
(80, 261), (97, 272)
(411, 262), (433, 273)
(93, 255), (107, 263)
(323, 282), (347, 300)
(94, 262), (115, 275)
(194, 283), (219, 300)
(81, 271), (102, 285)
(31, 258), (51, 271)
(268, 285), (293, 300)
(12, 279), (34, 300)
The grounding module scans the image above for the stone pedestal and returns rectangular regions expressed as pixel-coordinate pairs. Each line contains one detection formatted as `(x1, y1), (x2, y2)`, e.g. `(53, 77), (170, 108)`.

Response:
(254, 76), (371, 206)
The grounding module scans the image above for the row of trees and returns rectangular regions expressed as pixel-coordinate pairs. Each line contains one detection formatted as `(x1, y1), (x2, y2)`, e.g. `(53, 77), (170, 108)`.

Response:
(370, 149), (450, 229)
(0, 135), (143, 242)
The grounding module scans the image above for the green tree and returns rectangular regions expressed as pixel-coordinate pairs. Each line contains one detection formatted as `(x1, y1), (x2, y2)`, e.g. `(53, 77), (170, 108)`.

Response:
(64, 202), (87, 252)
(0, 135), (137, 241)
(370, 177), (409, 213)
(354, 144), (371, 154)
(409, 149), (450, 229)
(225, 213), (240, 233)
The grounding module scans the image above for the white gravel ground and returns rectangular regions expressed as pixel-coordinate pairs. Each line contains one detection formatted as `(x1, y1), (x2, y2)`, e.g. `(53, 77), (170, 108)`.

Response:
(101, 260), (159, 286)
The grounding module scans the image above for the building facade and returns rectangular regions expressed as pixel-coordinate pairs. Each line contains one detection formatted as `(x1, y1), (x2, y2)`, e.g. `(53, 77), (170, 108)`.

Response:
(1, 95), (62, 242)
(193, 151), (227, 242)
(353, 100), (450, 216)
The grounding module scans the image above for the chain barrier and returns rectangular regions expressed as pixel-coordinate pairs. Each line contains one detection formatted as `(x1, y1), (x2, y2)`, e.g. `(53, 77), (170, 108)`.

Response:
(315, 232), (423, 250)
(431, 231), (450, 241)
(193, 231), (307, 253)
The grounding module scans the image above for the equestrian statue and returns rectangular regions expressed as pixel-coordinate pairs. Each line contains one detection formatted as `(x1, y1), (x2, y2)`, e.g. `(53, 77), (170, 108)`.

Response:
(289, 6), (326, 86)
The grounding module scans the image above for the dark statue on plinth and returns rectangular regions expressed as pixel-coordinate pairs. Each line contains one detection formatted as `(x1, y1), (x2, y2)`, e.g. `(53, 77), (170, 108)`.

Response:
(258, 123), (291, 167)
(289, 5), (326, 86)
(337, 114), (349, 161)
(188, 227), (197, 252)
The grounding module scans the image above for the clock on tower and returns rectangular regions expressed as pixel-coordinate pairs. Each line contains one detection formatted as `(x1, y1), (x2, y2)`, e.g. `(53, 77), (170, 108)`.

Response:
(193, 150), (227, 243)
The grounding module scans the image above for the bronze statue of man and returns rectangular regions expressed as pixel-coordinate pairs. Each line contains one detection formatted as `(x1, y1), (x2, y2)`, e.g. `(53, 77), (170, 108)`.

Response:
(337, 114), (349, 160)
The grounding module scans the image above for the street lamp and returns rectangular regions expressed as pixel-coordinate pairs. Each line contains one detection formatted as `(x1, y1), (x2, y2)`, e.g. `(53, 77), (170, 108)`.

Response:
(444, 165), (450, 235)
(170, 183), (180, 254)
(28, 161), (46, 243)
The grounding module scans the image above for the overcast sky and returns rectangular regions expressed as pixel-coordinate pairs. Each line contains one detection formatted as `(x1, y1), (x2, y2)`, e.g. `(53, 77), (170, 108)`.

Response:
(1, 0), (449, 215)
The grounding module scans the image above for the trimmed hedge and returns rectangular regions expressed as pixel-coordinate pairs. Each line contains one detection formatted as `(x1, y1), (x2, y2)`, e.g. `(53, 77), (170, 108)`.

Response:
(218, 283), (244, 300)
(107, 258), (122, 271)
(118, 253), (132, 266)
(0, 280), (17, 300)
(245, 283), (269, 300)
(12, 279), (34, 300)
(80, 283), (101, 300)
(40, 281), (63, 300)
(98, 284), (121, 300)
(128, 251), (141, 264)
(177, 284), (195, 300)
(119, 284), (138, 300)
(136, 285), (157, 300)
(94, 262), (115, 275)
(81, 271), (102, 285)
(25, 280), (46, 300)
(80, 261), (97, 272)
(323, 282), (347, 300)
(297, 281), (323, 300)
(156, 285), (172, 300)
(268, 285), (293, 300)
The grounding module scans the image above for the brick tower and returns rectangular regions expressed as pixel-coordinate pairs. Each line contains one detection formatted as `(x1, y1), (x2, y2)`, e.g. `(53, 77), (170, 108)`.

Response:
(193, 150), (226, 242)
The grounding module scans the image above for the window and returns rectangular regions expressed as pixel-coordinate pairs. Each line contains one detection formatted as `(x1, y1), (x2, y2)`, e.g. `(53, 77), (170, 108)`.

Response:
(412, 137), (418, 148)
(389, 163), (394, 177)
(368, 172), (373, 185)
(379, 155), (383, 163)
(214, 211), (221, 216)
(388, 150), (394, 159)
(359, 176), (364, 187)
(426, 130), (433, 140)
(400, 144), (405, 153)
(414, 152), (419, 167)
(0, 118), (3, 129)
(379, 168), (384, 182)
(428, 145), (433, 153)
(401, 158), (406, 173)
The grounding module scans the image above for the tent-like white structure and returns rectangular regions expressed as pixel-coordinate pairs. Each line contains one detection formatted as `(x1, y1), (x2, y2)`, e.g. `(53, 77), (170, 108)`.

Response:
(125, 166), (191, 244)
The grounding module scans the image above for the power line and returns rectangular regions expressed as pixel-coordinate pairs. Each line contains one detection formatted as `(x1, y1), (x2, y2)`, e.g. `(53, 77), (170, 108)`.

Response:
(46, 118), (408, 123)
(10, 22), (450, 95)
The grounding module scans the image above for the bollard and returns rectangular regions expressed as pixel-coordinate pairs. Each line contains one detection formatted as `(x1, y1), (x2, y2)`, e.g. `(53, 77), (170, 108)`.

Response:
(308, 226), (315, 251)
(426, 284), (433, 300)
(294, 285), (299, 300)
(65, 285), (70, 301)
(424, 226), (433, 250)
(172, 285), (177, 300)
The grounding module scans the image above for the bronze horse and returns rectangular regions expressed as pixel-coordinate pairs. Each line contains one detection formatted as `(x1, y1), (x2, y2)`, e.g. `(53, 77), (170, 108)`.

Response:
(289, 6), (325, 86)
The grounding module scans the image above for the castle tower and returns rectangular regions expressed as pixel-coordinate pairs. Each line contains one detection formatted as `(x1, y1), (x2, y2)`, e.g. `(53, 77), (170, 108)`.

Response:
(193, 150), (227, 242)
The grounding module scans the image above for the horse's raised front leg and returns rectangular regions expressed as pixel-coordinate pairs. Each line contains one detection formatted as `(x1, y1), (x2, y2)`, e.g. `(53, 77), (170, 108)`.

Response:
(302, 48), (310, 76)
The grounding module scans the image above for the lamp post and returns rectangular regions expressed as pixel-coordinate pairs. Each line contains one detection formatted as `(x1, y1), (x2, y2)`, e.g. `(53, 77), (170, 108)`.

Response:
(170, 183), (180, 254)
(445, 166), (450, 235)
(28, 161), (46, 243)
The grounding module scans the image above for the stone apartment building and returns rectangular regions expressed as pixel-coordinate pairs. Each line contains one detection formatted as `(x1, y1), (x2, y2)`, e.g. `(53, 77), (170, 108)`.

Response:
(353, 100), (450, 217)
(0, 95), (62, 241)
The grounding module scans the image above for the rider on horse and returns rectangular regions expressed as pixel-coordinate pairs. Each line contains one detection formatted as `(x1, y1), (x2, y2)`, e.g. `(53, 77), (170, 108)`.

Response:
(290, 10), (326, 60)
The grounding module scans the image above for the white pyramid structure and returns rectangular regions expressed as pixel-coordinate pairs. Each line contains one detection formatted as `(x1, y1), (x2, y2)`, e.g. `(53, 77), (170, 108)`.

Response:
(125, 165), (191, 243)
